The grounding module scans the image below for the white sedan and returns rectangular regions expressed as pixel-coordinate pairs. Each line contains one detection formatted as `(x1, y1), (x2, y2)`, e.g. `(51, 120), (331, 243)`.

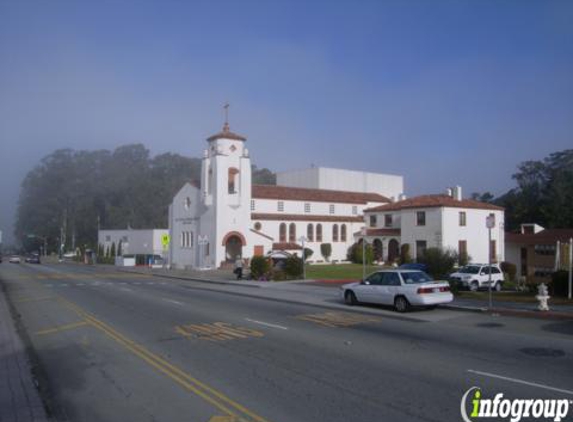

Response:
(9, 255), (21, 264)
(340, 270), (453, 312)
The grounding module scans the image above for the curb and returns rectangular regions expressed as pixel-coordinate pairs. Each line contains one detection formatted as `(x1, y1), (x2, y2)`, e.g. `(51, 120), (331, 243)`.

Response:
(443, 304), (573, 321)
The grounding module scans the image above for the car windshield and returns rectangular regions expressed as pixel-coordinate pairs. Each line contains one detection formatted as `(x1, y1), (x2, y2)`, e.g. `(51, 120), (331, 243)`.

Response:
(458, 265), (480, 274)
(401, 271), (434, 284)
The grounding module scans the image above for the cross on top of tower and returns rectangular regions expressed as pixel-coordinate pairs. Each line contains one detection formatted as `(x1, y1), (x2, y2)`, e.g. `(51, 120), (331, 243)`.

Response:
(223, 102), (230, 132)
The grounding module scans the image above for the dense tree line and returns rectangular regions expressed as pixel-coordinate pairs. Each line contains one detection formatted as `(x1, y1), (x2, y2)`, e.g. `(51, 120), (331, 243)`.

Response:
(472, 149), (573, 232)
(15, 144), (276, 253)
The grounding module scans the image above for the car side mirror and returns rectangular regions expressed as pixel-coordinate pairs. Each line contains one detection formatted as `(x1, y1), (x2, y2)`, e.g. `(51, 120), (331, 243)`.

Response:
(361, 280), (370, 285)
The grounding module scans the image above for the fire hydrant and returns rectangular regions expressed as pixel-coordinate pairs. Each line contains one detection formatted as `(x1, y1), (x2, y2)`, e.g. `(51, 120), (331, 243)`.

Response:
(536, 283), (550, 312)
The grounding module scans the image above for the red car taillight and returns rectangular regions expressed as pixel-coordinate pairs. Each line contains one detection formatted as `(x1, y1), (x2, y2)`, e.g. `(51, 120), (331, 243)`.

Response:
(417, 286), (450, 294)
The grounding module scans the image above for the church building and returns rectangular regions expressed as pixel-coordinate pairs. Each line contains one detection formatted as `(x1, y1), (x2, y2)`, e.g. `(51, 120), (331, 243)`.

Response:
(168, 121), (402, 269)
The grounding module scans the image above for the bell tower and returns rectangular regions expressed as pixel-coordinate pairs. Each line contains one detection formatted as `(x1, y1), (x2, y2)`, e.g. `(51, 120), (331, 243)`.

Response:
(200, 104), (252, 267)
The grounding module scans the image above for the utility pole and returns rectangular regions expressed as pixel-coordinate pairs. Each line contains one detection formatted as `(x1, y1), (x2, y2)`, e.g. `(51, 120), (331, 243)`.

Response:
(486, 214), (496, 310)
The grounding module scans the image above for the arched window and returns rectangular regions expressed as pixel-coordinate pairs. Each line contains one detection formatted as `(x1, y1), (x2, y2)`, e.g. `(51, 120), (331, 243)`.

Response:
(279, 223), (287, 242)
(316, 224), (323, 242)
(307, 224), (314, 242)
(228, 167), (239, 194)
(333, 224), (339, 242)
(341, 224), (347, 242)
(289, 223), (296, 242)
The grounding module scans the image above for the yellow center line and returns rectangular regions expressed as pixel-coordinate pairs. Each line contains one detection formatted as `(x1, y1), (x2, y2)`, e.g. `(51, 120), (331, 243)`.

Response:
(34, 320), (90, 336)
(58, 298), (270, 422)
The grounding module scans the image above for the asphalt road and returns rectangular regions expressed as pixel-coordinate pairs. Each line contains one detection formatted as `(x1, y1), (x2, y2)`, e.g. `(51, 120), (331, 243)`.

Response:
(1, 262), (572, 422)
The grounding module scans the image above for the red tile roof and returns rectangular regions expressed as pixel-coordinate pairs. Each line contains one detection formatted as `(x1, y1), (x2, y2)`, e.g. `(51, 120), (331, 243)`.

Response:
(252, 185), (390, 204)
(272, 242), (303, 250)
(207, 125), (247, 142)
(252, 213), (363, 223)
(364, 194), (504, 212)
(366, 228), (401, 237)
(506, 229), (573, 245)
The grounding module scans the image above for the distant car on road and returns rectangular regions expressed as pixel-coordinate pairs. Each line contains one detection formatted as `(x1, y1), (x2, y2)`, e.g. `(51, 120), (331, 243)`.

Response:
(25, 254), (41, 264)
(449, 264), (503, 292)
(9, 255), (21, 264)
(340, 269), (453, 312)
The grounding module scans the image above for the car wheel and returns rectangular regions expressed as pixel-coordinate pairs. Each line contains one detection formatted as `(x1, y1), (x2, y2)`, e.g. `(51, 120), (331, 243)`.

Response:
(469, 281), (479, 292)
(345, 291), (358, 306)
(494, 282), (502, 292)
(394, 296), (410, 313)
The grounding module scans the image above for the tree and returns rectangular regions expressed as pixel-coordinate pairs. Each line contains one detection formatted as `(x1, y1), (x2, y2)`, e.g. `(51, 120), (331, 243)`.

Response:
(252, 165), (276, 185)
(399, 244), (412, 265)
(303, 248), (313, 260)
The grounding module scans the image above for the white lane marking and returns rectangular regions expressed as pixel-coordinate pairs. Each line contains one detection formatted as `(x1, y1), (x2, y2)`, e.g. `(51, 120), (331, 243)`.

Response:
(120, 287), (133, 292)
(119, 282), (127, 285)
(467, 369), (573, 395)
(77, 283), (85, 286)
(146, 282), (154, 285)
(245, 318), (288, 330)
(133, 282), (142, 285)
(162, 298), (183, 306)
(61, 284), (68, 287)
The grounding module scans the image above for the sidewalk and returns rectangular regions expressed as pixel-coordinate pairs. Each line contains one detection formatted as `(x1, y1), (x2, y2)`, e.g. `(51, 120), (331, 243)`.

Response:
(0, 283), (50, 422)
(117, 266), (573, 321)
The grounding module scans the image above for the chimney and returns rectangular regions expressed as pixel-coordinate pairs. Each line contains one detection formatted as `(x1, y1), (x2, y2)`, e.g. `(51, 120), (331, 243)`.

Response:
(454, 186), (462, 201)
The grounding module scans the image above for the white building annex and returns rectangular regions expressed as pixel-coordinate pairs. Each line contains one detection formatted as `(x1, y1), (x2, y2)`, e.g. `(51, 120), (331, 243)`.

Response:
(362, 187), (505, 264)
(168, 122), (400, 269)
(168, 120), (504, 270)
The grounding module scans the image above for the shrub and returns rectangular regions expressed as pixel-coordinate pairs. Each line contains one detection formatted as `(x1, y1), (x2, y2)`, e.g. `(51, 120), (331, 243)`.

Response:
(271, 270), (287, 281)
(500, 261), (517, 282)
(320, 243), (332, 262)
(303, 248), (314, 260)
(284, 256), (304, 278)
(458, 250), (469, 267)
(551, 270), (570, 297)
(399, 244), (412, 265)
(417, 247), (458, 279)
(110, 242), (116, 258)
(250, 256), (271, 280)
(117, 241), (123, 256)
(347, 242), (374, 265)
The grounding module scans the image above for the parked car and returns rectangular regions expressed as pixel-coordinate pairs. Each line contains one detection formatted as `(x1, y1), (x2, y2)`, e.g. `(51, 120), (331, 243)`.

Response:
(449, 264), (503, 291)
(340, 269), (453, 312)
(399, 262), (428, 272)
(9, 255), (21, 264)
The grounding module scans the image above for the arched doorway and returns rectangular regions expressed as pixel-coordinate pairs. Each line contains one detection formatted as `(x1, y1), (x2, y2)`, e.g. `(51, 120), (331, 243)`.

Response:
(373, 239), (383, 261)
(388, 239), (400, 263)
(222, 231), (246, 262)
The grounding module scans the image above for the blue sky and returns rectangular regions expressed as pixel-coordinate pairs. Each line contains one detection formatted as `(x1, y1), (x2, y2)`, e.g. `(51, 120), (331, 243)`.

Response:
(1, 0), (572, 243)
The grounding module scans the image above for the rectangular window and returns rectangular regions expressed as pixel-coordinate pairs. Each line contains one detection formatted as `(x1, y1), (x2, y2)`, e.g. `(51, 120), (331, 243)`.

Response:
(416, 240), (427, 259)
(122, 236), (128, 242)
(459, 211), (466, 226)
(329, 204), (335, 215)
(278, 201), (284, 212)
(304, 203), (311, 213)
(416, 211), (426, 226)
(105, 235), (111, 242)
(369, 215), (377, 227)
(251, 200), (255, 211)
(352, 206), (358, 215)
(384, 214), (392, 227)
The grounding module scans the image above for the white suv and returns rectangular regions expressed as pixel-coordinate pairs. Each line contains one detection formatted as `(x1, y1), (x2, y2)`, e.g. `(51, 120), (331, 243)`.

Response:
(449, 264), (504, 291)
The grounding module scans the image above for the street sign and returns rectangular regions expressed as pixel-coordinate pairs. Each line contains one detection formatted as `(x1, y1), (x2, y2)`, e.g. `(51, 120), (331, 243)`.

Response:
(486, 215), (496, 229)
(161, 234), (170, 248)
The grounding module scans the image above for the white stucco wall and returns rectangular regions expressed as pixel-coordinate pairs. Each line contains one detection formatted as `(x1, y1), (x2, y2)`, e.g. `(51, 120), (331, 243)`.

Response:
(276, 167), (404, 200)
(98, 229), (168, 257)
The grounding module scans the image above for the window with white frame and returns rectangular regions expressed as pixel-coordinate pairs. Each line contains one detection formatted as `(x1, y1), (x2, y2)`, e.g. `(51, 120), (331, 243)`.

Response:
(304, 203), (311, 213)
(329, 204), (335, 214)
(251, 200), (255, 211)
(352, 206), (358, 215)
(278, 201), (284, 212)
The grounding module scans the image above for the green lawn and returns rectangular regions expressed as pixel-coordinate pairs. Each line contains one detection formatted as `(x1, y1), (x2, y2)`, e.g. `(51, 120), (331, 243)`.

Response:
(305, 263), (382, 280)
